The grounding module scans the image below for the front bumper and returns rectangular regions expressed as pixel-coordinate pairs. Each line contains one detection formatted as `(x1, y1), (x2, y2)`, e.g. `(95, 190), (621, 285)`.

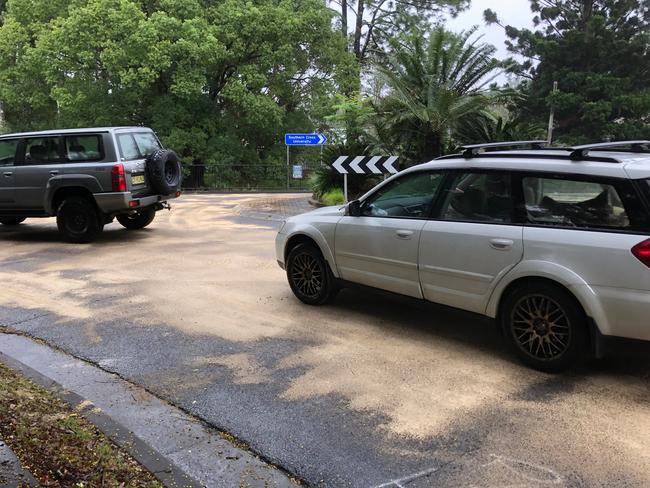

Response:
(94, 191), (180, 215)
(275, 229), (288, 270)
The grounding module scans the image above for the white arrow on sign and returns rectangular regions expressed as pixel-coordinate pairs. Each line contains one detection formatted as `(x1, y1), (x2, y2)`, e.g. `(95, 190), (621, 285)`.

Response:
(350, 156), (365, 174)
(384, 156), (399, 174)
(366, 156), (383, 174)
(332, 156), (348, 174)
(317, 134), (326, 144)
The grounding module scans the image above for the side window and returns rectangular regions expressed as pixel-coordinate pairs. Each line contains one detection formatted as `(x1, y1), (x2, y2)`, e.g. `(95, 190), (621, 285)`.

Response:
(439, 172), (514, 223)
(0, 140), (18, 166)
(117, 134), (141, 160)
(65, 135), (103, 162)
(361, 171), (444, 219)
(133, 132), (161, 157)
(522, 176), (631, 229)
(24, 137), (63, 164)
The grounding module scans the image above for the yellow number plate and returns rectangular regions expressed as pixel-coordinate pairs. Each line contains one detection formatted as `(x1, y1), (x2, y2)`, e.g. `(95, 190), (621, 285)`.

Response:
(132, 175), (145, 185)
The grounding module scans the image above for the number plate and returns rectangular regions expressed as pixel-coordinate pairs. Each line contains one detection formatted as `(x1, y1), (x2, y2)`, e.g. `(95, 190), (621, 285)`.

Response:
(132, 175), (145, 185)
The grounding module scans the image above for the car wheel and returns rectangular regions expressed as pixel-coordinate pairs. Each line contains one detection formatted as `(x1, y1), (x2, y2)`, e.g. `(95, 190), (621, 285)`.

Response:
(56, 196), (103, 243)
(500, 282), (586, 373)
(116, 208), (156, 230)
(0, 217), (26, 226)
(286, 243), (338, 305)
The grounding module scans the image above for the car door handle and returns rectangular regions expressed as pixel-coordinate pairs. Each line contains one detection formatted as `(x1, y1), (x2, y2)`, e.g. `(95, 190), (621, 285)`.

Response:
(49, 170), (59, 176)
(396, 230), (414, 239)
(3, 172), (12, 177)
(489, 238), (514, 250)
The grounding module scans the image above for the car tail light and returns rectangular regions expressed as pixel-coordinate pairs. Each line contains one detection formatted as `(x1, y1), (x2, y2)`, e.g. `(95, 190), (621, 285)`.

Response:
(631, 239), (650, 268)
(111, 164), (126, 192)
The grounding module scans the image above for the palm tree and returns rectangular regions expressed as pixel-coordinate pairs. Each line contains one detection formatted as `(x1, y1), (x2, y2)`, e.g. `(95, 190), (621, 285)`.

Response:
(374, 26), (503, 162)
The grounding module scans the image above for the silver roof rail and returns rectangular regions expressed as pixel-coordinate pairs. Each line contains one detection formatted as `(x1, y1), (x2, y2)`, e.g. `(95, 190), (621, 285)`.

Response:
(569, 140), (650, 160)
(462, 140), (548, 158)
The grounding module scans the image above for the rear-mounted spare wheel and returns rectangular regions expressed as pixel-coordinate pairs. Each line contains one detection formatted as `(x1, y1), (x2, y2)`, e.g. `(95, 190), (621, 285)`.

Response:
(145, 149), (182, 195)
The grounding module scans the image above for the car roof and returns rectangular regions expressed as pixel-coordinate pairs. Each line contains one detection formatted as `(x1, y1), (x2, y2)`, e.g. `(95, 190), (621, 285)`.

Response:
(410, 149), (650, 180)
(0, 127), (153, 139)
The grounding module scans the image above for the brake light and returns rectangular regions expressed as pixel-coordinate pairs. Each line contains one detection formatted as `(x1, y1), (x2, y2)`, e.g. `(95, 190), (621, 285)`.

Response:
(631, 239), (650, 268)
(111, 164), (126, 192)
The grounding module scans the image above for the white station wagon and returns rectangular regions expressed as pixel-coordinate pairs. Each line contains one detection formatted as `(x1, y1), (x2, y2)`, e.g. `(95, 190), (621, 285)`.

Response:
(276, 141), (650, 372)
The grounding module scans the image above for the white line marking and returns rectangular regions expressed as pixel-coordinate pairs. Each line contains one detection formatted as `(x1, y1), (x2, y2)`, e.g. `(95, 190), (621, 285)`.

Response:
(384, 156), (399, 174)
(372, 467), (438, 488)
(350, 156), (366, 174)
(367, 156), (383, 174)
(333, 156), (348, 174)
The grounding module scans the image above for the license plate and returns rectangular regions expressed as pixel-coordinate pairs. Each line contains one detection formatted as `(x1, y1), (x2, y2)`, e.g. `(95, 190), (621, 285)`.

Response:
(132, 175), (145, 185)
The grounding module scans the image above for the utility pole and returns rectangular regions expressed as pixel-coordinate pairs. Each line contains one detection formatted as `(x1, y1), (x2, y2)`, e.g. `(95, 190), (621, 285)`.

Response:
(547, 81), (558, 145)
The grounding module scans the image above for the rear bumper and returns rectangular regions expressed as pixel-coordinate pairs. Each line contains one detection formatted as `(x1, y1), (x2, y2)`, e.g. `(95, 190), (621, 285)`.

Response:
(94, 191), (180, 215)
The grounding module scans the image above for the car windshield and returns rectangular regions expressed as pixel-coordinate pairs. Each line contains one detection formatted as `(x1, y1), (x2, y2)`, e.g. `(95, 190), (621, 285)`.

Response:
(117, 132), (161, 160)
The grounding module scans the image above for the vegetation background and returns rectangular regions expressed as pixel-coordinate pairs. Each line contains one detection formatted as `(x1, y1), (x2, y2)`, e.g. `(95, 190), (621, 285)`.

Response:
(0, 0), (648, 194)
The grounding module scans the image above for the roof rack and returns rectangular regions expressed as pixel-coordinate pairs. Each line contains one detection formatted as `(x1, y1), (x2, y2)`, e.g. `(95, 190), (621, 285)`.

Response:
(462, 140), (548, 158)
(569, 140), (650, 160)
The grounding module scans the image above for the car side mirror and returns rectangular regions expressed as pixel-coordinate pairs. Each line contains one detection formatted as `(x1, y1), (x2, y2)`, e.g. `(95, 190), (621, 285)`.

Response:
(348, 199), (362, 217)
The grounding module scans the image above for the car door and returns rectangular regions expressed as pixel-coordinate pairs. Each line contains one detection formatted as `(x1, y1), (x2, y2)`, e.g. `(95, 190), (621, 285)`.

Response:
(334, 170), (445, 298)
(12, 136), (65, 209)
(0, 138), (20, 209)
(418, 170), (524, 313)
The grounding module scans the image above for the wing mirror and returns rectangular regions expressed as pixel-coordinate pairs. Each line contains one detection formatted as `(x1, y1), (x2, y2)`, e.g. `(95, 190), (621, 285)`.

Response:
(347, 199), (362, 217)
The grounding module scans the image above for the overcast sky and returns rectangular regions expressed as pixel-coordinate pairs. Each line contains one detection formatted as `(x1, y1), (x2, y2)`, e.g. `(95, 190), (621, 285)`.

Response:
(444, 0), (535, 83)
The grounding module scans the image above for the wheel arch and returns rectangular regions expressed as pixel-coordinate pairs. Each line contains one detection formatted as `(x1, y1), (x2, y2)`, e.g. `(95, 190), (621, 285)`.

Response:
(284, 230), (339, 278)
(50, 186), (97, 215)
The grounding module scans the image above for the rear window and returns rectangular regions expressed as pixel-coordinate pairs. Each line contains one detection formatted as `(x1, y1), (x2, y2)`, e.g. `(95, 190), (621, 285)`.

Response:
(65, 135), (103, 162)
(523, 176), (630, 229)
(0, 139), (18, 166)
(116, 132), (161, 160)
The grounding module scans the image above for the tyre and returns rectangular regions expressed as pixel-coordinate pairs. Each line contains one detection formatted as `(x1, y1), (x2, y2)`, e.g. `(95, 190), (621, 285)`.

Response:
(500, 281), (587, 373)
(145, 149), (182, 195)
(0, 217), (26, 226)
(56, 196), (103, 243)
(116, 208), (156, 230)
(286, 243), (339, 305)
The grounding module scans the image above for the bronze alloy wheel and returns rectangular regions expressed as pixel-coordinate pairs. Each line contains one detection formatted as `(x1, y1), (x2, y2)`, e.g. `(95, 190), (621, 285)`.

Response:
(510, 294), (572, 361)
(290, 252), (324, 299)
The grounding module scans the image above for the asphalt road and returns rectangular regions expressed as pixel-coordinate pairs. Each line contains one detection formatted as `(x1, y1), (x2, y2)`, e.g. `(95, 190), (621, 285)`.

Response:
(1, 194), (649, 487)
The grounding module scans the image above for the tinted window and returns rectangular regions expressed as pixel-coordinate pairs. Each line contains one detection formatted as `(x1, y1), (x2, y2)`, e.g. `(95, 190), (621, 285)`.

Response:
(523, 176), (630, 229)
(362, 171), (444, 218)
(117, 132), (161, 160)
(24, 137), (63, 164)
(439, 172), (514, 223)
(0, 139), (18, 166)
(65, 135), (103, 162)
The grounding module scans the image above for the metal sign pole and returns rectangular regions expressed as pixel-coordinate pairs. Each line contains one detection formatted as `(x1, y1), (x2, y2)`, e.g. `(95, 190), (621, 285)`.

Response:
(286, 145), (290, 190)
(344, 174), (348, 203)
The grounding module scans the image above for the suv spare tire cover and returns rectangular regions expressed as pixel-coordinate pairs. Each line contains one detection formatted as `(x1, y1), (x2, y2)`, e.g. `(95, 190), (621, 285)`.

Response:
(145, 149), (182, 195)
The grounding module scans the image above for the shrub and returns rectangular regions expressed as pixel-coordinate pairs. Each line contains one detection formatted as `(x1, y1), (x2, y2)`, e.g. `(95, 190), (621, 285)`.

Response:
(321, 189), (345, 206)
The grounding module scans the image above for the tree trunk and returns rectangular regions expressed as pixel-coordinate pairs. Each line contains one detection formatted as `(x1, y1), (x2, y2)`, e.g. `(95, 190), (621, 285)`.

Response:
(353, 0), (365, 61)
(341, 0), (348, 50)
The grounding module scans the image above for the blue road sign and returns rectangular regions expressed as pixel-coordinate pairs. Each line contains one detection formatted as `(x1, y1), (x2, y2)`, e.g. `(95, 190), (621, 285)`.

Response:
(285, 133), (327, 146)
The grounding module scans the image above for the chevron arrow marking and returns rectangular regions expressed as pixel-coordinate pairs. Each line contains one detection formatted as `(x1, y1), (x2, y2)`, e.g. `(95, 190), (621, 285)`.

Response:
(332, 156), (348, 174)
(367, 156), (383, 174)
(350, 156), (365, 174)
(384, 156), (399, 174)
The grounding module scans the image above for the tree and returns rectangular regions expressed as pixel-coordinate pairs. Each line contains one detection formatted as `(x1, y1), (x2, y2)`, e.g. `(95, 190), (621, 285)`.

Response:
(330, 0), (469, 73)
(372, 26), (504, 163)
(0, 0), (354, 177)
(485, 1), (650, 143)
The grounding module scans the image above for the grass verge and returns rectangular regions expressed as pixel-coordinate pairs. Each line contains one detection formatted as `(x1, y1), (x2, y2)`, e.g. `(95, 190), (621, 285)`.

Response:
(0, 361), (162, 487)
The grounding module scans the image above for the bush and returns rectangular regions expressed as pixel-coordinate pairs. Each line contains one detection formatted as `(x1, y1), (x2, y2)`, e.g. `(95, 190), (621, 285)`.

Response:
(321, 189), (345, 206)
(309, 165), (381, 199)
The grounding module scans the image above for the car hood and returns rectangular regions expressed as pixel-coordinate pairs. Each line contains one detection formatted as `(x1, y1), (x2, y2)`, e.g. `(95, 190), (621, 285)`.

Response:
(298, 205), (347, 218)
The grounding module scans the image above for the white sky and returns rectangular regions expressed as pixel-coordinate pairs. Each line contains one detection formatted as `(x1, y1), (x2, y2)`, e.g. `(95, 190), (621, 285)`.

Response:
(443, 0), (535, 83)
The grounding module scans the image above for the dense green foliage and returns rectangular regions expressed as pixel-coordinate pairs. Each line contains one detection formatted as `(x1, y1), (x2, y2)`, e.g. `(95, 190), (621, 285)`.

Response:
(0, 0), (354, 170)
(1, 0), (649, 191)
(486, 0), (650, 143)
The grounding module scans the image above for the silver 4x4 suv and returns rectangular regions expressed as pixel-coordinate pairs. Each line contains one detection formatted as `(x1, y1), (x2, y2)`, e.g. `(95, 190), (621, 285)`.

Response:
(0, 127), (182, 242)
